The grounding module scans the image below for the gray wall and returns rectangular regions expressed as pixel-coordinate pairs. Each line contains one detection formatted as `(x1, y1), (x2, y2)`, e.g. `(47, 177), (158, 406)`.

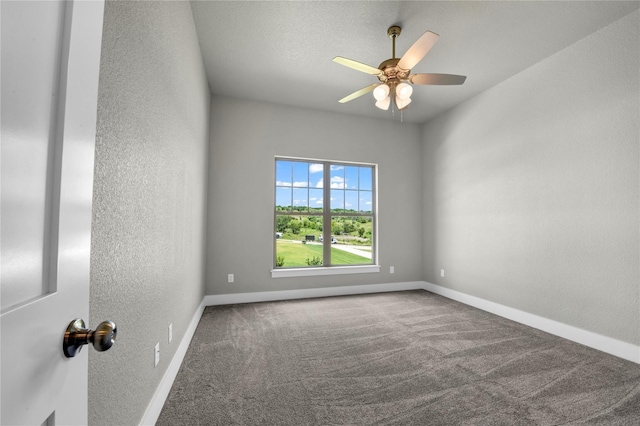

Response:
(206, 98), (423, 295)
(89, 1), (210, 425)
(422, 10), (639, 344)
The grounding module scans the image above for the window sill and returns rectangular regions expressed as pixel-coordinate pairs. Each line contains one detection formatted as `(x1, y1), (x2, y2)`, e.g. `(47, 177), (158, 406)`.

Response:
(271, 265), (381, 278)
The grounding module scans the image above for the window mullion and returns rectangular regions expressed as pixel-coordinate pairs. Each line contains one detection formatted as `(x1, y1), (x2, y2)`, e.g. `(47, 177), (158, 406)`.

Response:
(322, 162), (331, 266)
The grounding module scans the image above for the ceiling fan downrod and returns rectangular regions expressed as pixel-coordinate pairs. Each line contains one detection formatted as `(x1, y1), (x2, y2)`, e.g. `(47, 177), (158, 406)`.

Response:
(377, 26), (408, 83)
(387, 26), (401, 59)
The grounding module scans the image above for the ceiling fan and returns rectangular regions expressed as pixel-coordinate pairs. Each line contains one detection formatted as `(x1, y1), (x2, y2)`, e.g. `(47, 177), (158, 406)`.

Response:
(333, 26), (466, 111)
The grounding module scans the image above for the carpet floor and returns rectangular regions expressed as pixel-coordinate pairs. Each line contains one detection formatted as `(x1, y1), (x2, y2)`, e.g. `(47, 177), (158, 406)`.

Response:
(157, 290), (640, 425)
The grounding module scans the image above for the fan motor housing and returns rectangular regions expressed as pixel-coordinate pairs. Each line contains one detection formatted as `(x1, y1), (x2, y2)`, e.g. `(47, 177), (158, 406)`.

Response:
(377, 58), (410, 83)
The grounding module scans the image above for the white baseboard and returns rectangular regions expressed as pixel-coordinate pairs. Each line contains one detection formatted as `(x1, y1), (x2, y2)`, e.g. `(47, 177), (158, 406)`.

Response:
(139, 299), (206, 426)
(422, 281), (640, 364)
(203, 281), (425, 306)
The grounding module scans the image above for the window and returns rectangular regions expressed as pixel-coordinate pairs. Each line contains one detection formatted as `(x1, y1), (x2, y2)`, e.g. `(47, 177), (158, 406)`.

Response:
(274, 157), (376, 274)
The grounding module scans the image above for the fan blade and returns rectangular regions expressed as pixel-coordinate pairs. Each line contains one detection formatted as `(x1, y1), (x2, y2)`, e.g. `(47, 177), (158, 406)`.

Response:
(410, 73), (466, 85)
(333, 57), (382, 76)
(397, 31), (439, 71)
(338, 84), (379, 103)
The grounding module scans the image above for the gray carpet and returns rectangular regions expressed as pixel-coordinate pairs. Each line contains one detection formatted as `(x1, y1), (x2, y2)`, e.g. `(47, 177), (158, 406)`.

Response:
(157, 290), (640, 425)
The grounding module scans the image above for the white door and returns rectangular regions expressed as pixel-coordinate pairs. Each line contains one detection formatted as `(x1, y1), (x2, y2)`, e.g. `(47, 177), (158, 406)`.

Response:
(1, 1), (105, 424)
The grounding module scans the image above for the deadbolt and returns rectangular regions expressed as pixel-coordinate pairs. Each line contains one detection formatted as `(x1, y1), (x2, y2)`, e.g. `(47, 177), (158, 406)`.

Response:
(63, 318), (117, 358)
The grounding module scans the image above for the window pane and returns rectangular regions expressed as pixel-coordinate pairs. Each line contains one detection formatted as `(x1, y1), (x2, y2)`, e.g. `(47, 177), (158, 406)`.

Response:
(330, 189), (344, 211)
(330, 164), (345, 189)
(330, 216), (373, 265)
(292, 188), (308, 211)
(275, 215), (324, 268)
(359, 190), (372, 213)
(309, 163), (323, 188)
(309, 188), (323, 212)
(345, 166), (358, 189)
(345, 190), (358, 212)
(293, 162), (308, 187)
(276, 187), (291, 210)
(359, 166), (373, 190)
(275, 160), (292, 187)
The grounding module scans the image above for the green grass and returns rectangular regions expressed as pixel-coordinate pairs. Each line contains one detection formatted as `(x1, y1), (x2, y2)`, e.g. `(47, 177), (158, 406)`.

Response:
(275, 240), (370, 267)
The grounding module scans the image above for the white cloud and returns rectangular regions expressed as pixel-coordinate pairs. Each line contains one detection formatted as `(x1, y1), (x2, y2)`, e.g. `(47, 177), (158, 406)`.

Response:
(330, 165), (344, 171)
(366, 201), (372, 205)
(315, 179), (323, 188)
(276, 181), (291, 187)
(309, 164), (323, 174)
(330, 176), (345, 189)
(292, 181), (307, 187)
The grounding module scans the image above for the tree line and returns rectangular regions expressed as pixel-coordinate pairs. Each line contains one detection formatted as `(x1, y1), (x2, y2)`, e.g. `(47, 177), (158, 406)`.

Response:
(276, 214), (372, 241)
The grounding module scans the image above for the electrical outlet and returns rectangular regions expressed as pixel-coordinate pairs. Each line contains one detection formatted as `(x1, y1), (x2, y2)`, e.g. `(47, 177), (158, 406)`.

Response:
(441, 269), (445, 277)
(154, 343), (160, 367)
(390, 266), (395, 274)
(228, 273), (234, 283)
(168, 323), (173, 343)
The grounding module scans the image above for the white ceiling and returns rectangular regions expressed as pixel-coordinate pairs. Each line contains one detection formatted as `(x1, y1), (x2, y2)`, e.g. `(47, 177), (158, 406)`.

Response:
(191, 1), (639, 124)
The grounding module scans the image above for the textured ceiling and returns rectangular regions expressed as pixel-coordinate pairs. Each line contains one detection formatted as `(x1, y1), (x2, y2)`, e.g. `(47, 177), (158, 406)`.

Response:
(191, 1), (639, 124)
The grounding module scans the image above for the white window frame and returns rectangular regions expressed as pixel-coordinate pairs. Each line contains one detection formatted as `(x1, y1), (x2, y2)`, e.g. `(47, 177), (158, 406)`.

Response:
(271, 156), (380, 278)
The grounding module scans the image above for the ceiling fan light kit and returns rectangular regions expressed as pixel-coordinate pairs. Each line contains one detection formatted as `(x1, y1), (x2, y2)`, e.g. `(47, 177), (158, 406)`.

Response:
(396, 82), (413, 100)
(395, 96), (411, 110)
(333, 25), (466, 116)
(375, 97), (391, 111)
(373, 84), (390, 102)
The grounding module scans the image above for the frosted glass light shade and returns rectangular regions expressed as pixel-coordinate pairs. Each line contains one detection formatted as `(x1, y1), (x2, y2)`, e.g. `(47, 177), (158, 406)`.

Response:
(396, 83), (413, 100)
(373, 84), (390, 101)
(375, 96), (391, 110)
(395, 96), (412, 110)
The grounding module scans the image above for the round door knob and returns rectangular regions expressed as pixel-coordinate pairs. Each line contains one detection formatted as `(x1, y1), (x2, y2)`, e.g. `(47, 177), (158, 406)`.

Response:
(63, 319), (117, 358)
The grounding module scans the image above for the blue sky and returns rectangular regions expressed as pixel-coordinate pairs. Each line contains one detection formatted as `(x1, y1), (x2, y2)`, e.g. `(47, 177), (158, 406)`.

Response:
(276, 161), (373, 212)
